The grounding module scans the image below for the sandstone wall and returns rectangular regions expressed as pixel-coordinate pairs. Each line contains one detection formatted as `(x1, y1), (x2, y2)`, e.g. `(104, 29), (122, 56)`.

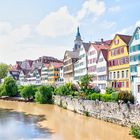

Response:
(54, 95), (140, 127)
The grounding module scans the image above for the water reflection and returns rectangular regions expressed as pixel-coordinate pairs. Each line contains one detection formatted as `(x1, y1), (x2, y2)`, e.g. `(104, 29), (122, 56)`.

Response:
(0, 108), (52, 140)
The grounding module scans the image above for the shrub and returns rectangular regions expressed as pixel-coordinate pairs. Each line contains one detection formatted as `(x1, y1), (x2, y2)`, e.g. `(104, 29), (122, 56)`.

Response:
(55, 83), (75, 96)
(118, 90), (134, 103)
(86, 93), (100, 100)
(3, 77), (18, 97)
(130, 124), (140, 139)
(105, 87), (115, 94)
(35, 86), (53, 104)
(0, 84), (4, 96)
(20, 85), (36, 101)
(111, 92), (118, 101)
(100, 94), (111, 102)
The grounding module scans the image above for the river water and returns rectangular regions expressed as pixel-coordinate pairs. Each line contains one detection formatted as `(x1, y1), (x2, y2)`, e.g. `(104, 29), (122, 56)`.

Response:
(0, 100), (135, 140)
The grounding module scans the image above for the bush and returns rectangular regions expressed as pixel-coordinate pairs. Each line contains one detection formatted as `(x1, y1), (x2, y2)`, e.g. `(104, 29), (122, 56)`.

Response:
(100, 94), (111, 102)
(105, 87), (115, 94)
(55, 83), (75, 96)
(35, 86), (53, 104)
(130, 124), (140, 139)
(0, 84), (4, 96)
(118, 90), (134, 103)
(111, 92), (118, 101)
(20, 85), (36, 101)
(86, 93), (100, 100)
(3, 77), (18, 97)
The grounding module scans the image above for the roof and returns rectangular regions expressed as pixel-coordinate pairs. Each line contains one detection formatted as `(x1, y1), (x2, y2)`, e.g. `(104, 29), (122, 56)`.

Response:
(91, 43), (109, 52)
(100, 49), (108, 61)
(117, 34), (132, 45)
(50, 62), (63, 68)
(64, 50), (79, 59)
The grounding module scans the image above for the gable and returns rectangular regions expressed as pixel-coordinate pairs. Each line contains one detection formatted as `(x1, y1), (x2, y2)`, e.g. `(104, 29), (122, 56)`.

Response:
(129, 27), (140, 46)
(110, 35), (127, 50)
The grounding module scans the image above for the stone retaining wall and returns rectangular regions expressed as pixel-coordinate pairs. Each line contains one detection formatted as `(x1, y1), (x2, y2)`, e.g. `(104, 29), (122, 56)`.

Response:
(54, 95), (140, 127)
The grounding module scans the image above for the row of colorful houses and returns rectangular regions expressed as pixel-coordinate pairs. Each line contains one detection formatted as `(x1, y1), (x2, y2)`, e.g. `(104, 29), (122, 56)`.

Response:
(9, 27), (140, 103)
(63, 27), (140, 103)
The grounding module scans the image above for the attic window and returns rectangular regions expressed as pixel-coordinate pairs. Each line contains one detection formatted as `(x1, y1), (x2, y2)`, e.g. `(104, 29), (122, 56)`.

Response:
(114, 39), (119, 45)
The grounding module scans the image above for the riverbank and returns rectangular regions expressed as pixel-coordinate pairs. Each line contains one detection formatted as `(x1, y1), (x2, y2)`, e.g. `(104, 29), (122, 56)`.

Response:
(54, 95), (140, 127)
(0, 100), (135, 140)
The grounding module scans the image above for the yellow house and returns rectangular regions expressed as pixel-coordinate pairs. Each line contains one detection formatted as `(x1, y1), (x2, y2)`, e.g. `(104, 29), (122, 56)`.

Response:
(108, 34), (132, 91)
(48, 62), (63, 84)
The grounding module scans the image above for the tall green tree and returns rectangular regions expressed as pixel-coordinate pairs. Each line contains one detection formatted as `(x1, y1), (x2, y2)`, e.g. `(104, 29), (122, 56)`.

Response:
(0, 63), (9, 79)
(3, 76), (18, 96)
(78, 74), (93, 94)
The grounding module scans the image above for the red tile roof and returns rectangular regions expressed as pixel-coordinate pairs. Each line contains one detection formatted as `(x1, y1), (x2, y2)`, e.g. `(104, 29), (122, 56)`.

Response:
(50, 62), (63, 68)
(117, 34), (132, 45)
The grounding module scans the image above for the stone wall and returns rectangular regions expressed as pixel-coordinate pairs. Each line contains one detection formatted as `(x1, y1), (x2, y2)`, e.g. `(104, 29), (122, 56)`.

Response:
(54, 95), (140, 127)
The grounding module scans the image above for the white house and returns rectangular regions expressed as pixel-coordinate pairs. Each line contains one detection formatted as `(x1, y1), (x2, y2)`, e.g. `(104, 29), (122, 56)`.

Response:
(87, 42), (109, 88)
(87, 44), (99, 86)
(96, 49), (108, 93)
(129, 27), (140, 103)
(74, 43), (90, 81)
(41, 64), (49, 85)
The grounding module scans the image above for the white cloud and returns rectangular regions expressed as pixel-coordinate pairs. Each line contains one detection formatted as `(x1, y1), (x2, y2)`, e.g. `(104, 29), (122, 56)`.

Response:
(37, 0), (106, 37)
(36, 6), (78, 37)
(0, 23), (31, 64)
(109, 6), (121, 12)
(77, 0), (106, 20)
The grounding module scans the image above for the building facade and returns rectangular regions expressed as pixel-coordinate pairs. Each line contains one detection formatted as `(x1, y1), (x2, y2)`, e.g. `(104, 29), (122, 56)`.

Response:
(74, 43), (90, 81)
(96, 49), (108, 93)
(129, 27), (140, 103)
(108, 34), (131, 91)
(41, 64), (49, 85)
(48, 62), (63, 85)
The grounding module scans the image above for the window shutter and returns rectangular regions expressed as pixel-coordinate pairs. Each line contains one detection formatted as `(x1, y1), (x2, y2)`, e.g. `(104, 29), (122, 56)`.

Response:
(122, 47), (124, 53)
(118, 48), (120, 54)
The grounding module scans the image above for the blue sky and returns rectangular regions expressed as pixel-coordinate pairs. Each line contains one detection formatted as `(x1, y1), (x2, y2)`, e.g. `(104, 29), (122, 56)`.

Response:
(0, 0), (140, 64)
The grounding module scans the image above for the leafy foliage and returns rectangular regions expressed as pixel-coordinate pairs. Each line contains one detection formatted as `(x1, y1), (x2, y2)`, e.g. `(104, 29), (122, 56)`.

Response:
(0, 63), (9, 79)
(86, 93), (100, 100)
(100, 94), (112, 102)
(78, 74), (93, 94)
(111, 92), (119, 101)
(35, 85), (54, 104)
(3, 76), (18, 96)
(118, 90), (134, 103)
(130, 125), (140, 139)
(105, 87), (115, 94)
(55, 83), (75, 96)
(20, 85), (36, 100)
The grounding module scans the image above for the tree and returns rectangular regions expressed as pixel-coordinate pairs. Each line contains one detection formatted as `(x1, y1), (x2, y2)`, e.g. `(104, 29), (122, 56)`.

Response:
(3, 76), (18, 96)
(20, 85), (36, 101)
(0, 63), (9, 79)
(35, 86), (54, 104)
(78, 74), (93, 94)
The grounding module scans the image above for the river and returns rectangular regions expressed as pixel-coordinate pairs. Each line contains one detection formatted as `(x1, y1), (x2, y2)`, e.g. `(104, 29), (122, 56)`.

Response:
(0, 100), (135, 140)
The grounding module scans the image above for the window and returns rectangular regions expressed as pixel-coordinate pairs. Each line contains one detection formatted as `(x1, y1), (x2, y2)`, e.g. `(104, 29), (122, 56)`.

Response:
(126, 81), (129, 88)
(125, 57), (129, 64)
(117, 71), (120, 78)
(138, 55), (140, 61)
(114, 72), (116, 79)
(134, 65), (137, 72)
(122, 71), (124, 78)
(120, 47), (124, 54)
(122, 82), (125, 87)
(135, 32), (139, 40)
(138, 85), (140, 93)
(109, 72), (112, 80)
(126, 70), (129, 78)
